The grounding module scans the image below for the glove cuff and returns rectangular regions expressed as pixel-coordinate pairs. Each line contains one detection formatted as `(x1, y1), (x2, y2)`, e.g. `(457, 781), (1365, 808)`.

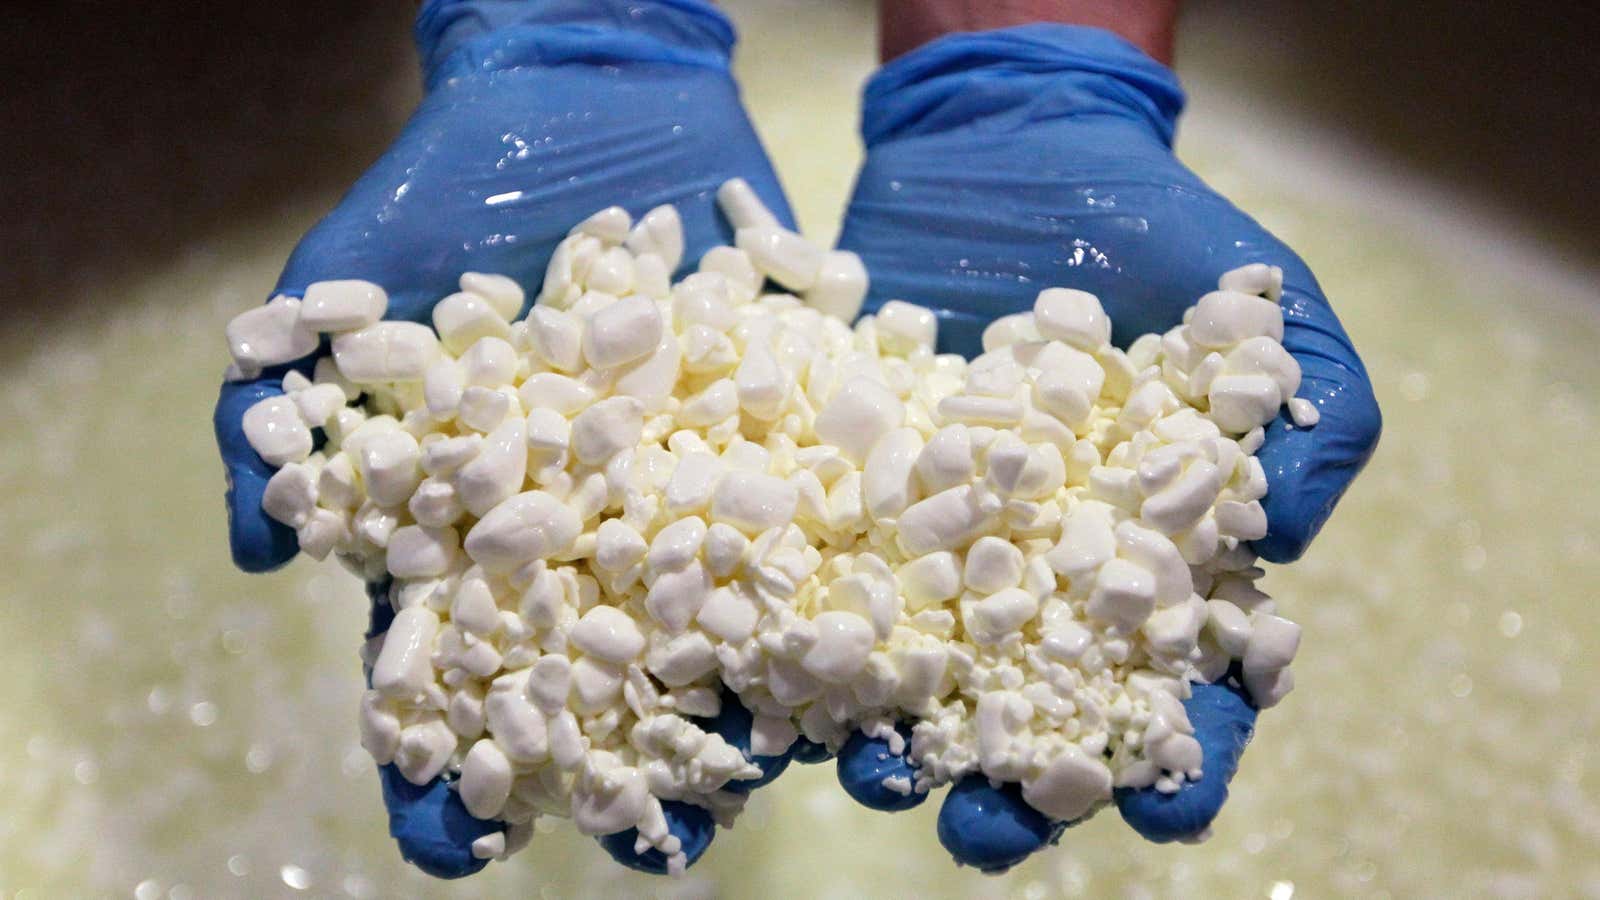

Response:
(859, 24), (1185, 148)
(416, 0), (736, 89)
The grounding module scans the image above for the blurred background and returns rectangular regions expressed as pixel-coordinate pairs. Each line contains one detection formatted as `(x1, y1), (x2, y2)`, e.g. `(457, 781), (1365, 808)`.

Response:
(1, 1), (1597, 897)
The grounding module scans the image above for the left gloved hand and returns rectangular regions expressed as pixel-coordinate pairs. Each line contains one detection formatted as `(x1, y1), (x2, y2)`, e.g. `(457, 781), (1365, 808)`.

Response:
(826, 24), (1382, 870)
(213, 0), (797, 877)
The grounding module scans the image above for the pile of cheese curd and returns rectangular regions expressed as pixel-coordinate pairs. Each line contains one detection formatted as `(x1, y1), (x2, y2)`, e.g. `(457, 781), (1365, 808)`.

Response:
(226, 180), (1310, 872)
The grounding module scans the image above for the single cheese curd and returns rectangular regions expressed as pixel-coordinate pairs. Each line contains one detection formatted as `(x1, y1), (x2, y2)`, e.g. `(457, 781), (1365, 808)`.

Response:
(225, 183), (1309, 872)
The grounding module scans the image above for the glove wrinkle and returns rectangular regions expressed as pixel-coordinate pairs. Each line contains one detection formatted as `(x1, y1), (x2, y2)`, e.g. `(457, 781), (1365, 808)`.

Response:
(417, 0), (736, 89)
(859, 25), (1184, 148)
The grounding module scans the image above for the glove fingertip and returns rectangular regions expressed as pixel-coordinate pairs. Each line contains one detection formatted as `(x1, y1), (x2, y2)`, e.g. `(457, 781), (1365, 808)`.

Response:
(1116, 679), (1257, 843)
(700, 691), (794, 794)
(215, 379), (299, 573)
(226, 471), (300, 573)
(1115, 772), (1226, 844)
(790, 736), (834, 764)
(378, 764), (500, 879)
(936, 778), (1063, 873)
(1252, 359), (1383, 564)
(836, 725), (926, 812)
(596, 800), (716, 874)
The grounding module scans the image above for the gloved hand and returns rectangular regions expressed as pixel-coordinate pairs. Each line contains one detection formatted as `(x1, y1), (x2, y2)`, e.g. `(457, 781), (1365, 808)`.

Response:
(827, 24), (1382, 870)
(212, 0), (797, 877)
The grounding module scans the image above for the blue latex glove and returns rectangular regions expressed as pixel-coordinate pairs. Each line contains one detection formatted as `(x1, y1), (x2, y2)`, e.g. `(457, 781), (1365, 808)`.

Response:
(213, 0), (796, 877)
(829, 25), (1381, 870)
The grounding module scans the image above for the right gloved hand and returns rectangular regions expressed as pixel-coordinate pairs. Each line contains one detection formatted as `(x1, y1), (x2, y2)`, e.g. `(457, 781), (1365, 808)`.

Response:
(212, 0), (798, 877)
(824, 23), (1381, 871)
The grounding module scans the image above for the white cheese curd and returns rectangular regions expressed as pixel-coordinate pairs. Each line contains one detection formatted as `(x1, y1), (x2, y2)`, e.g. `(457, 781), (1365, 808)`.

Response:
(225, 294), (319, 377)
(225, 182), (1311, 872)
(299, 279), (389, 332)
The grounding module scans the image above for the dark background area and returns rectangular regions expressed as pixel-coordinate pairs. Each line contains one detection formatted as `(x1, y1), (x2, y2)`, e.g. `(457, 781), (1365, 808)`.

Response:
(2, 0), (1595, 322)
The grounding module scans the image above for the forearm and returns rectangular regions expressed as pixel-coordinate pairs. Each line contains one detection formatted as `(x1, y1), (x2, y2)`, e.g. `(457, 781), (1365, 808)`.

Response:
(878, 0), (1180, 63)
